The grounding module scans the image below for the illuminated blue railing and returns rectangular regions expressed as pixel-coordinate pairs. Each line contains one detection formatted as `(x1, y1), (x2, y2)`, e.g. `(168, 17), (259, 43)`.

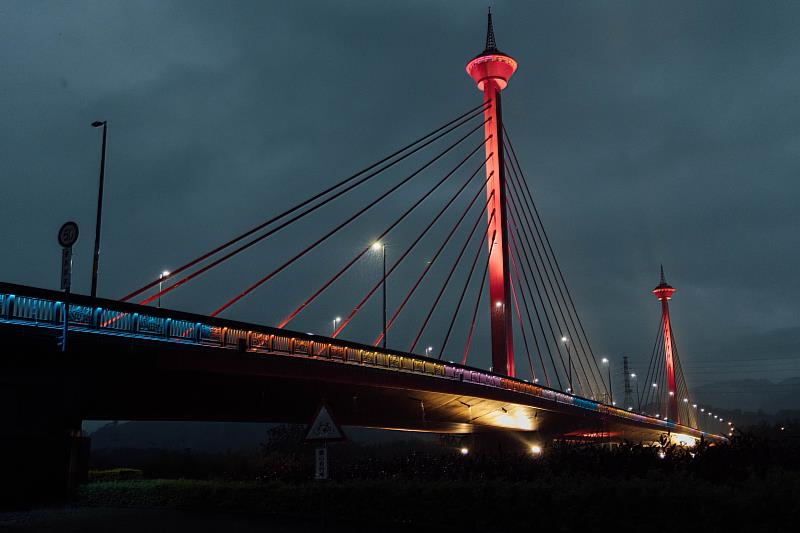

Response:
(0, 282), (718, 440)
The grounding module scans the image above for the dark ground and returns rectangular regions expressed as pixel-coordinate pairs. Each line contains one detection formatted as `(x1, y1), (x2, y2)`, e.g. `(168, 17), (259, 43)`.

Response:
(2, 422), (798, 532)
(0, 507), (324, 533)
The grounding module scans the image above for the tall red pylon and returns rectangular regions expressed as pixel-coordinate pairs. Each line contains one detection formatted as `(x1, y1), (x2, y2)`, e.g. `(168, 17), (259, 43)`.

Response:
(652, 266), (680, 423)
(466, 12), (518, 376)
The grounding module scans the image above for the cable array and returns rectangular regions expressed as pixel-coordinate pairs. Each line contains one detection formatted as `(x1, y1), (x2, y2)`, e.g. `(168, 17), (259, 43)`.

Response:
(638, 313), (697, 428)
(121, 102), (632, 408)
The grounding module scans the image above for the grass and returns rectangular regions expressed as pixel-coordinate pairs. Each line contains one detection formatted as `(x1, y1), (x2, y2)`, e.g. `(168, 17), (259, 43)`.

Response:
(75, 472), (800, 532)
(69, 427), (800, 530)
(88, 468), (144, 482)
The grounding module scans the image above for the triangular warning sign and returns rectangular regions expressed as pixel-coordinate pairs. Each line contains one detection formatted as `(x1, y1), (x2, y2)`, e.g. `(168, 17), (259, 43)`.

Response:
(304, 404), (345, 441)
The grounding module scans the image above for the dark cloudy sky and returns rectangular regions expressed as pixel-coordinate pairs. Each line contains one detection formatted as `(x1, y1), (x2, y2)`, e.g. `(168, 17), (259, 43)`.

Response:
(2, 1), (799, 410)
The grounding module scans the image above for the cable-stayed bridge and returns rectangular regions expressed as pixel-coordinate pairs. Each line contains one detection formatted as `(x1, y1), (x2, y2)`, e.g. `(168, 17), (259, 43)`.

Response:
(1, 13), (728, 498)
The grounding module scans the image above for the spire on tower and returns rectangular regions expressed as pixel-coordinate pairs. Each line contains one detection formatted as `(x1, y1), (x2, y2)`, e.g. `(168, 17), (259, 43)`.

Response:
(652, 265), (675, 301)
(485, 9), (497, 53)
(467, 10), (517, 91)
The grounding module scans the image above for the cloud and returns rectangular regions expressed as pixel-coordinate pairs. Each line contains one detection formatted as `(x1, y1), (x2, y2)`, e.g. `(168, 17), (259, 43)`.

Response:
(1, 1), (798, 404)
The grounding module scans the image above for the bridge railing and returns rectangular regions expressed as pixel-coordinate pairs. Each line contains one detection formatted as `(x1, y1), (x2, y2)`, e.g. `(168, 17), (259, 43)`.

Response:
(0, 282), (708, 439)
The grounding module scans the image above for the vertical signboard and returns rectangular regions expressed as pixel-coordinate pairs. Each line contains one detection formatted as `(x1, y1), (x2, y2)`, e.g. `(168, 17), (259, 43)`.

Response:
(305, 403), (345, 482)
(314, 447), (328, 480)
(57, 221), (79, 352)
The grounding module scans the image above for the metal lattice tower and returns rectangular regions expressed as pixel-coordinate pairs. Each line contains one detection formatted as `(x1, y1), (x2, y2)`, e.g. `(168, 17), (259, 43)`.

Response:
(485, 10), (497, 52)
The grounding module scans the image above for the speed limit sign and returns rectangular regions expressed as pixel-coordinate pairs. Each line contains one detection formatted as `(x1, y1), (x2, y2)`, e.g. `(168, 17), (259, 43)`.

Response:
(58, 221), (79, 248)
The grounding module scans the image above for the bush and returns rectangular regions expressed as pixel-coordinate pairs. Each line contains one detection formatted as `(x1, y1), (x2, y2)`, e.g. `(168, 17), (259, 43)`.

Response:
(88, 468), (144, 482)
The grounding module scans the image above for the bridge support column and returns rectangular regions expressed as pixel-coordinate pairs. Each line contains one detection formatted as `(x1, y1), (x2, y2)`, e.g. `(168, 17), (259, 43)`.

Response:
(482, 87), (515, 377)
(466, 13), (518, 377)
(652, 267), (680, 424)
(0, 373), (90, 505)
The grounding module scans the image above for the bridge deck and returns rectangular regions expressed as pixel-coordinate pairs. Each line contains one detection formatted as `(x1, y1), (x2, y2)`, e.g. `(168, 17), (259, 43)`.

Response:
(0, 282), (726, 444)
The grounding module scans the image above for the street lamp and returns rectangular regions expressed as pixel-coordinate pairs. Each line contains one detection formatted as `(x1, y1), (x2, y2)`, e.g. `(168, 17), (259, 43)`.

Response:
(425, 346), (433, 357)
(90, 120), (108, 298)
(561, 336), (573, 393)
(332, 316), (341, 336)
(372, 241), (388, 350)
(601, 357), (613, 404)
(158, 270), (170, 308)
(631, 372), (640, 411)
(651, 383), (657, 409)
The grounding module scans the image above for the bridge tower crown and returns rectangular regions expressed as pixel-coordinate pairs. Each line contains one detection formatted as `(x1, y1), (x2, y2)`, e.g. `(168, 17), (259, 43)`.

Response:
(652, 265), (680, 423)
(466, 11), (518, 377)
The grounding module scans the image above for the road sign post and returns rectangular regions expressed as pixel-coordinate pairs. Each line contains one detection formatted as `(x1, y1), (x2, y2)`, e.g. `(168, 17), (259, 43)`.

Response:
(58, 221), (79, 352)
(314, 445), (328, 480)
(304, 403), (344, 529)
(61, 248), (73, 291)
(305, 403), (345, 481)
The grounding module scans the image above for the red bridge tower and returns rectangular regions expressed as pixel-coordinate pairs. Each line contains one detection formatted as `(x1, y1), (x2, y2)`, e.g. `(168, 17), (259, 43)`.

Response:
(466, 12), (518, 376)
(652, 266), (680, 423)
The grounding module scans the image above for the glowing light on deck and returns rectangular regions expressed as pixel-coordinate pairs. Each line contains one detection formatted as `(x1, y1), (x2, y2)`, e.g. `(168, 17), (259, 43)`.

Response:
(494, 409), (533, 431)
(670, 433), (697, 447)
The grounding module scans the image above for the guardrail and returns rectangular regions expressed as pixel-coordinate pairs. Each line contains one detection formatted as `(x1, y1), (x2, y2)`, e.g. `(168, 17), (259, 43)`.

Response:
(0, 282), (718, 440)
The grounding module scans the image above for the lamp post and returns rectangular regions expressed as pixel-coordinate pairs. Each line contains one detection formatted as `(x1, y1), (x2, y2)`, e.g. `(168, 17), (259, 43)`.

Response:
(332, 316), (341, 337)
(158, 271), (170, 308)
(425, 346), (433, 357)
(602, 358), (613, 404)
(631, 372), (640, 411)
(561, 336), (572, 393)
(90, 120), (108, 298)
(372, 241), (387, 350)
(651, 382), (658, 417)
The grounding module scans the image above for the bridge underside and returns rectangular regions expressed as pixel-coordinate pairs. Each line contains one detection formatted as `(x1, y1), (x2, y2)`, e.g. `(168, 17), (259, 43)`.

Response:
(2, 323), (697, 445)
